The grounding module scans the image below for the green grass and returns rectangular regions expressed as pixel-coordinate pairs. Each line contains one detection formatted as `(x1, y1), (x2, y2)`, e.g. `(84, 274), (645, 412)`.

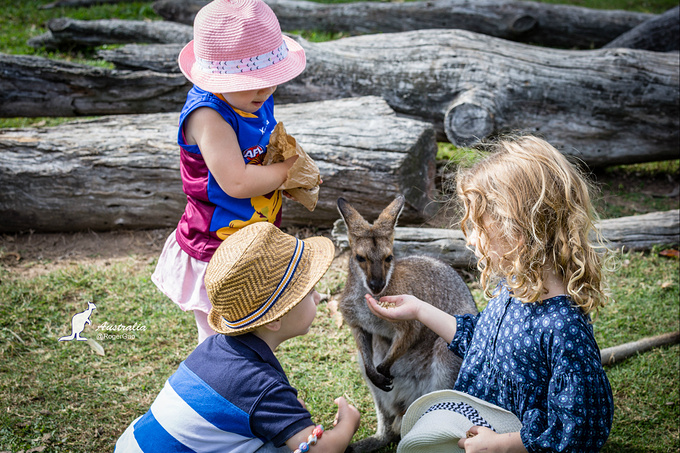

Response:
(0, 249), (677, 452)
(0, 0), (159, 57)
(592, 162), (680, 218)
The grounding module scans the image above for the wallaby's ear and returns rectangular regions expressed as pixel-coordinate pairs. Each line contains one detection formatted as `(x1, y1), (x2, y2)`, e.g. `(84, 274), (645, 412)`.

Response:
(375, 195), (405, 230)
(337, 197), (368, 233)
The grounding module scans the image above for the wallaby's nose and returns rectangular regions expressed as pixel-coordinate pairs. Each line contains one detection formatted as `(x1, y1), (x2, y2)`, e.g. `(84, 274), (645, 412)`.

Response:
(368, 279), (385, 294)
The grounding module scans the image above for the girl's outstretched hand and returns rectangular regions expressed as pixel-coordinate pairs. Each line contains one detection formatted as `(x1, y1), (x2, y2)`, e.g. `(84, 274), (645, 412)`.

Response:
(365, 294), (423, 322)
(458, 426), (528, 453)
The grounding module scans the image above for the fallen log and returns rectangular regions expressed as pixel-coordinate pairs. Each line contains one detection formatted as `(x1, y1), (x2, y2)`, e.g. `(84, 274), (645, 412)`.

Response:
(0, 53), (190, 117)
(0, 96), (438, 233)
(40, 0), (138, 9)
(97, 43), (184, 73)
(4, 28), (678, 166)
(603, 5), (679, 52)
(331, 209), (680, 267)
(596, 210), (680, 252)
(600, 331), (680, 366)
(279, 30), (679, 166)
(28, 18), (192, 50)
(154, 0), (653, 50)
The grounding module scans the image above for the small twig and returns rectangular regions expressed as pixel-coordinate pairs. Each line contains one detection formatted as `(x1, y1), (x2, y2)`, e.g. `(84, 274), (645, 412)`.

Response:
(600, 331), (680, 366)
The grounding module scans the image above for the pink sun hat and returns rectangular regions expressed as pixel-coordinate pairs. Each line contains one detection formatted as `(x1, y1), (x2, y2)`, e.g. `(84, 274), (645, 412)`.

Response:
(178, 0), (306, 93)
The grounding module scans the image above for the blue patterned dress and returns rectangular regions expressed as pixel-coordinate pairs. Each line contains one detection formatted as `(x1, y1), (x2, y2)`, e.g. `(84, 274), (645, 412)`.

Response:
(450, 284), (614, 452)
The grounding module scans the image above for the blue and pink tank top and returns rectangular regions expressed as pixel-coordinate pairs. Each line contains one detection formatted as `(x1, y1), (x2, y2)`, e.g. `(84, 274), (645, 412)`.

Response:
(175, 86), (282, 262)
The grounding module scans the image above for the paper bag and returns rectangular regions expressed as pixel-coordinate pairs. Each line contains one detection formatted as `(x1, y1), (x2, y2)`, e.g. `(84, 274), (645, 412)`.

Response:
(264, 122), (321, 211)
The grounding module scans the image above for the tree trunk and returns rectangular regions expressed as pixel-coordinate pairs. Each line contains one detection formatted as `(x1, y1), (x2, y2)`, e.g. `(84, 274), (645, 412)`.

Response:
(4, 28), (678, 166)
(0, 97), (438, 233)
(332, 209), (680, 267)
(603, 6), (679, 52)
(28, 18), (192, 50)
(153, 0), (653, 49)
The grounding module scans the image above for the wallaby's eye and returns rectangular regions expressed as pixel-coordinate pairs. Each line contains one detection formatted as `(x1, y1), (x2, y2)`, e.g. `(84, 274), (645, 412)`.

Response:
(355, 254), (366, 263)
(385, 255), (393, 263)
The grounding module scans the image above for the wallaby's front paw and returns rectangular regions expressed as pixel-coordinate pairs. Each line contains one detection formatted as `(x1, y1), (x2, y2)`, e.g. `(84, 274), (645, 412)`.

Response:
(369, 372), (393, 392)
(376, 362), (393, 380)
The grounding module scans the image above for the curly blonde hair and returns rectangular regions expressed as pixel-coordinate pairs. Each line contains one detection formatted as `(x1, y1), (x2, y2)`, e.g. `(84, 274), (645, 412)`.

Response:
(456, 135), (608, 314)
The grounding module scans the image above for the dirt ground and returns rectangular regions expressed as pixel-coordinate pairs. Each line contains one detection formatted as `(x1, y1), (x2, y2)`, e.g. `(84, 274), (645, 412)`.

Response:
(0, 225), (352, 280)
(1, 167), (677, 279)
(0, 227), (173, 278)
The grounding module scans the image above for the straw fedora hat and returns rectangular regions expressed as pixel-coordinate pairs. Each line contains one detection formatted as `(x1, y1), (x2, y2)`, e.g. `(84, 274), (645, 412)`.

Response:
(178, 0), (306, 93)
(398, 390), (523, 453)
(206, 222), (334, 335)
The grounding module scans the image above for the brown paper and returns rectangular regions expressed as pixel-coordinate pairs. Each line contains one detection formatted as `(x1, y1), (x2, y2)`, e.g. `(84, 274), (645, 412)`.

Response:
(264, 122), (321, 211)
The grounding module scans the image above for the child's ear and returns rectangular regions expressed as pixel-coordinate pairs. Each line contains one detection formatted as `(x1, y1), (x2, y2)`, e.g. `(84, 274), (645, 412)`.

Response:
(263, 319), (282, 332)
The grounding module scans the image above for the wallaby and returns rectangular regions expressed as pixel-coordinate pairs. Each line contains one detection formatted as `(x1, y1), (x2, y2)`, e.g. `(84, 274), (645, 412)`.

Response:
(59, 302), (96, 341)
(337, 196), (478, 452)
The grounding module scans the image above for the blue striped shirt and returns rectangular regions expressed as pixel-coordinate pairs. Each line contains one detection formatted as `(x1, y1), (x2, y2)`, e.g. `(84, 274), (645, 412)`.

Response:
(115, 333), (312, 452)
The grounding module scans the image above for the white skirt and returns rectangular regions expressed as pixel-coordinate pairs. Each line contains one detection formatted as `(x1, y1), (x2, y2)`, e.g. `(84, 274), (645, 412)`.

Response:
(152, 230), (212, 314)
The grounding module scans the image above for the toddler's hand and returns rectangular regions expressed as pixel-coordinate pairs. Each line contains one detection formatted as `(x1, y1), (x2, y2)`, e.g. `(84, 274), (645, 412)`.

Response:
(283, 155), (299, 171)
(365, 294), (423, 322)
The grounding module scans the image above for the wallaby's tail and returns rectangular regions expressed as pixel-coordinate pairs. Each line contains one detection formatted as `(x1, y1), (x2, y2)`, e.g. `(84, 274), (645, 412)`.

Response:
(58, 332), (75, 341)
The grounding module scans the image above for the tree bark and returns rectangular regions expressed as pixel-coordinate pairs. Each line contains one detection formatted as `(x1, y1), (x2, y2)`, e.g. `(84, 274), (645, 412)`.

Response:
(28, 18), (192, 50)
(4, 28), (678, 166)
(332, 209), (680, 268)
(153, 0), (653, 49)
(0, 97), (438, 233)
(603, 6), (679, 52)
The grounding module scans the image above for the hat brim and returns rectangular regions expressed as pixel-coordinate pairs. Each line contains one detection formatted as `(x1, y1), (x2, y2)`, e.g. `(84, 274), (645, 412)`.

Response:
(207, 235), (335, 335)
(178, 35), (306, 93)
(397, 410), (471, 453)
(400, 390), (522, 446)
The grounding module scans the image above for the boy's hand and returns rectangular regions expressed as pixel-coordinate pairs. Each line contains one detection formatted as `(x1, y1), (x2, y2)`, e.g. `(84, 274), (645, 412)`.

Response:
(365, 294), (423, 322)
(333, 397), (361, 433)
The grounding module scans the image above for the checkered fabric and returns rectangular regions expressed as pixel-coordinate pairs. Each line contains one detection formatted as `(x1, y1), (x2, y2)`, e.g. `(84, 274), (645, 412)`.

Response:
(423, 402), (496, 432)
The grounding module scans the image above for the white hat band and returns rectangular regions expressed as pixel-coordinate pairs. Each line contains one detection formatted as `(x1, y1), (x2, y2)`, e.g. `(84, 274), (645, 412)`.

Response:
(195, 41), (289, 75)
